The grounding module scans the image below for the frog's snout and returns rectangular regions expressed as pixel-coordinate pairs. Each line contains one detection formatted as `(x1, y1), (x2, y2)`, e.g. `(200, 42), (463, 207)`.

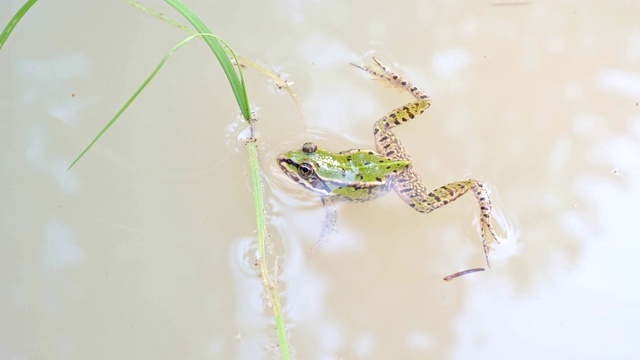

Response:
(276, 153), (287, 168)
(277, 154), (295, 172)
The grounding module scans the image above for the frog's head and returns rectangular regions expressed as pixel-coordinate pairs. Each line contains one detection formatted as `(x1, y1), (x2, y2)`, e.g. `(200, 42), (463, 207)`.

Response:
(278, 142), (335, 196)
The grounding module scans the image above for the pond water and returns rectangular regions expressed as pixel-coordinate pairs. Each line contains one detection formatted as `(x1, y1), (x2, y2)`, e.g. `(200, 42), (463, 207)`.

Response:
(1, 1), (639, 359)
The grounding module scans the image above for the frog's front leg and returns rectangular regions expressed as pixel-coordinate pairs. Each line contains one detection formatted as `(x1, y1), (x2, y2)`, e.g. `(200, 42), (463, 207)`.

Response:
(310, 196), (338, 253)
(393, 170), (500, 267)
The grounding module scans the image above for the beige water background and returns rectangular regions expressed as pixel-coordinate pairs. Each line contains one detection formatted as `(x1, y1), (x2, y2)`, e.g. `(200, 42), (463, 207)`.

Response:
(2, 1), (640, 359)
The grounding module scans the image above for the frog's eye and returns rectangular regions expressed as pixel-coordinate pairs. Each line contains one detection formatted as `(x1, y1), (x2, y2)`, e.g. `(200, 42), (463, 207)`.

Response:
(297, 163), (314, 178)
(302, 142), (317, 153)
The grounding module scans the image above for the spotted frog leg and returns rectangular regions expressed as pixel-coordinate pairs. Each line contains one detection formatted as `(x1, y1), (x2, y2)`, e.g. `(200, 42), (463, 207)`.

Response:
(352, 58), (500, 266)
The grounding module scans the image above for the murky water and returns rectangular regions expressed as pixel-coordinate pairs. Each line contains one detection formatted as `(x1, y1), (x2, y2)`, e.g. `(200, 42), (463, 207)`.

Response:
(2, 1), (639, 359)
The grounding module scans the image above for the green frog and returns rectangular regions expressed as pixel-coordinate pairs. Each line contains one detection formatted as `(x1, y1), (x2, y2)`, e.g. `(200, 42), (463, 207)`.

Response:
(278, 58), (499, 266)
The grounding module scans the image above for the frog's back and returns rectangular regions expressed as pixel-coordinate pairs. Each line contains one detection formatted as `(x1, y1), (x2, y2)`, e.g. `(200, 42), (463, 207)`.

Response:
(326, 149), (411, 201)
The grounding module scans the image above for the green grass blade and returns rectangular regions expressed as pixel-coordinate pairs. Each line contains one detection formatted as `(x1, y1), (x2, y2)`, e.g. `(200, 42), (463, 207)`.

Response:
(126, 0), (305, 122)
(248, 140), (290, 360)
(0, 0), (38, 52)
(163, 0), (251, 120)
(68, 33), (227, 170)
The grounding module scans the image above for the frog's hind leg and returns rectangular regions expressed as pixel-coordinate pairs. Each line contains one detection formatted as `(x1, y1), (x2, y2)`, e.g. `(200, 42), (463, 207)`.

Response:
(393, 172), (500, 267)
(351, 58), (431, 160)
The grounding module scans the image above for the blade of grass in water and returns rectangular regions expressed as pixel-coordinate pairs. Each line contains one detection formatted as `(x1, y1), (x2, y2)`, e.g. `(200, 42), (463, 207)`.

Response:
(125, 0), (304, 122)
(248, 139), (289, 357)
(0, 0), (38, 52)
(163, 0), (250, 120)
(0, 0), (290, 355)
(67, 33), (240, 170)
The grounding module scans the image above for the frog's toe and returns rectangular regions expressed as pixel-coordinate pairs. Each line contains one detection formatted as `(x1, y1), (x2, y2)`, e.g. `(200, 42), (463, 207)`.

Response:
(349, 62), (367, 71)
(488, 223), (501, 244)
(372, 57), (392, 73)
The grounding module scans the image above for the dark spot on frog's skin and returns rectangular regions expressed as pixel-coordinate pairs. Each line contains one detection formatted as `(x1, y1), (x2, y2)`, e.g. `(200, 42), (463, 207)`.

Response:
(386, 150), (395, 156)
(346, 155), (352, 161)
(479, 197), (485, 201)
(394, 119), (401, 125)
(375, 177), (382, 182)
(379, 160), (384, 163)
(374, 128), (379, 134)
(368, 151), (374, 155)
(390, 113), (397, 118)
(409, 113), (415, 119)
(481, 206), (488, 211)
(364, 161), (372, 166)
(401, 81), (407, 85)
(379, 136), (388, 142)
(356, 174), (364, 180)
(443, 200), (449, 205)
(386, 165), (391, 169)
(410, 203), (416, 208)
(383, 143), (391, 149)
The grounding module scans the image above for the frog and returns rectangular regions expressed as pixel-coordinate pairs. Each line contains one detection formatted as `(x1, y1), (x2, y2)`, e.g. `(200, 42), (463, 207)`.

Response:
(278, 58), (500, 266)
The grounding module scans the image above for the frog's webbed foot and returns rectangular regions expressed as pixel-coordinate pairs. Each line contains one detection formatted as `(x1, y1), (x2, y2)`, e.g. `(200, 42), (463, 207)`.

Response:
(393, 174), (500, 267)
(474, 182), (501, 267)
(350, 57), (430, 102)
(310, 196), (338, 254)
